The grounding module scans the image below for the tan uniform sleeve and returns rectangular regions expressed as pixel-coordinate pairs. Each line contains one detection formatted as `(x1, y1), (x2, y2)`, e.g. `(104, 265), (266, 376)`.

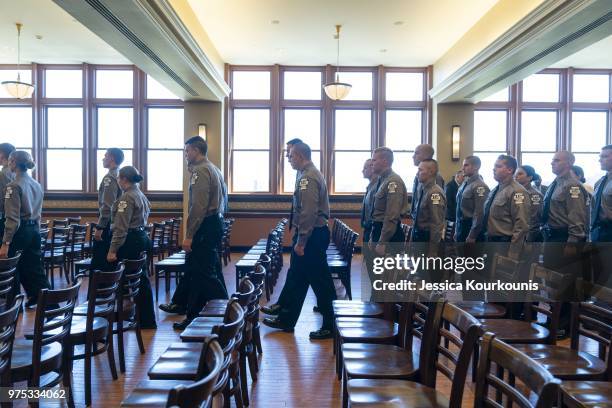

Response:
(186, 169), (211, 239)
(2, 185), (20, 244)
(565, 185), (588, 242)
(509, 191), (529, 256)
(469, 184), (490, 240)
(429, 191), (446, 244)
(109, 196), (133, 253)
(98, 178), (119, 228)
(380, 180), (405, 242)
(296, 176), (320, 246)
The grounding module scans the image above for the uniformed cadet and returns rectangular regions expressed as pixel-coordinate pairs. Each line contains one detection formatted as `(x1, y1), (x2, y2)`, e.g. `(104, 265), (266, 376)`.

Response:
(411, 159), (446, 255)
(0, 151), (52, 307)
(410, 144), (444, 220)
(0, 143), (16, 239)
(515, 165), (544, 242)
(455, 156), (489, 243)
(105, 166), (156, 328)
(91, 148), (124, 271)
(171, 136), (228, 330)
(591, 145), (612, 287)
(481, 155), (530, 258)
(360, 158), (378, 243)
(263, 142), (336, 339)
(370, 147), (409, 256)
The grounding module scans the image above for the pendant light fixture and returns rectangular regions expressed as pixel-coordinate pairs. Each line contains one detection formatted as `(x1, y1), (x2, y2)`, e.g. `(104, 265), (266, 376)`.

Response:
(323, 25), (351, 100)
(1, 23), (34, 99)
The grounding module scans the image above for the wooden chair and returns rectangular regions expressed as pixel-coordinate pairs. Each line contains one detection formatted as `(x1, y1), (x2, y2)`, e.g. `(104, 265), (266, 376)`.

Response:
(149, 222), (166, 273)
(346, 302), (482, 408)
(66, 224), (87, 282)
(329, 231), (358, 300)
(44, 226), (70, 288)
(560, 381), (612, 408)
(0, 254), (20, 312)
(67, 216), (81, 225)
(52, 219), (69, 228)
(121, 336), (224, 407)
(475, 333), (560, 408)
(0, 296), (24, 390)
(10, 279), (82, 408)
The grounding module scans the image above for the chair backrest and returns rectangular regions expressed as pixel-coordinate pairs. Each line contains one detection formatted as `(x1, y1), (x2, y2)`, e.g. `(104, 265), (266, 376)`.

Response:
(151, 222), (165, 247)
(50, 227), (70, 254)
(40, 220), (50, 230)
(53, 219), (69, 228)
(524, 263), (566, 344)
(475, 333), (560, 408)
(209, 301), (244, 395)
(70, 224), (88, 251)
(166, 336), (224, 408)
(0, 254), (20, 310)
(0, 295), (24, 379)
(235, 278), (256, 309)
(117, 257), (147, 319)
(569, 301), (612, 378)
(67, 216), (81, 225)
(86, 266), (124, 323)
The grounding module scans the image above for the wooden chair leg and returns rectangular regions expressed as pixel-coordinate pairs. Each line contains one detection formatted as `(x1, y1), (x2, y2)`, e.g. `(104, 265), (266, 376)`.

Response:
(247, 347), (258, 380)
(85, 338), (92, 406)
(239, 353), (249, 406)
(106, 326), (118, 380)
(135, 309), (145, 354)
(117, 319), (126, 373)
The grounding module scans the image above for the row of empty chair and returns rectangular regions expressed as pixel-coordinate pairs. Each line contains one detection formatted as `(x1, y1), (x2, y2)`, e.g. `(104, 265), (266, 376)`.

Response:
(327, 219), (359, 300)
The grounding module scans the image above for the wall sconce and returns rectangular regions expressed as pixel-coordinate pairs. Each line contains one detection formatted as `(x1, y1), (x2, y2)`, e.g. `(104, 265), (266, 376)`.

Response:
(197, 123), (207, 140)
(451, 125), (461, 161)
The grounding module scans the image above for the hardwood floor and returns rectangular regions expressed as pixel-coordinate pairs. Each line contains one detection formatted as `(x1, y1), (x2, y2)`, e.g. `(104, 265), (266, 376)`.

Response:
(12, 253), (596, 407)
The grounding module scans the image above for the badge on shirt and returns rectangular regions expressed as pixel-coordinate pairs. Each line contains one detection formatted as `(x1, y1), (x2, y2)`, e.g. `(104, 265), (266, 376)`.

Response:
(103, 177), (111, 187)
(299, 178), (309, 190)
(190, 172), (199, 185)
(431, 193), (441, 205)
(117, 201), (128, 213)
(530, 194), (541, 205)
(569, 186), (581, 199)
(388, 181), (397, 194)
(476, 186), (486, 197)
(4, 186), (12, 199)
(513, 192), (525, 205)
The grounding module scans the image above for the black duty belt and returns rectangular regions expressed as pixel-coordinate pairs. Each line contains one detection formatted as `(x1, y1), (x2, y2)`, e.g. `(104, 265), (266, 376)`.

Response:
(21, 219), (38, 226)
(486, 235), (512, 242)
(127, 226), (146, 233)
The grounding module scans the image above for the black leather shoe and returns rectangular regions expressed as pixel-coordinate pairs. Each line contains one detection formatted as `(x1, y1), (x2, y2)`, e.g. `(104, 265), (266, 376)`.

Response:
(261, 304), (281, 315)
(25, 297), (38, 308)
(262, 317), (294, 332)
(309, 328), (333, 340)
(172, 318), (192, 331)
(159, 303), (186, 315)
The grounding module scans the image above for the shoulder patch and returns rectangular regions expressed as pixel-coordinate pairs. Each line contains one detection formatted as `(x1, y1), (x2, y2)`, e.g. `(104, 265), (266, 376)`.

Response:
(530, 194), (541, 205)
(476, 186), (486, 197)
(117, 201), (128, 213)
(299, 178), (309, 190)
(103, 177), (111, 187)
(430, 193), (441, 205)
(569, 185), (581, 199)
(513, 192), (525, 205)
(388, 181), (397, 194)
(190, 172), (199, 185)
(4, 186), (12, 199)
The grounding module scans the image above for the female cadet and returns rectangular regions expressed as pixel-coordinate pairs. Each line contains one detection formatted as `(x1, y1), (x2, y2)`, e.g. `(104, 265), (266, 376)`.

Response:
(515, 165), (544, 242)
(0, 151), (52, 307)
(105, 166), (156, 329)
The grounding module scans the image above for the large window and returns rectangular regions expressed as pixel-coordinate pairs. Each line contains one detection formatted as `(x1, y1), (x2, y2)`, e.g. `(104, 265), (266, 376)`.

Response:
(0, 65), (184, 193)
(228, 65), (430, 194)
(473, 109), (508, 187)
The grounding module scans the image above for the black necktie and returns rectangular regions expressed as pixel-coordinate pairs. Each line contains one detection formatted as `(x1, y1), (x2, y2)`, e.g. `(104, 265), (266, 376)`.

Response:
(591, 175), (608, 229)
(289, 172), (300, 230)
(455, 181), (468, 223)
(541, 179), (558, 225)
(481, 185), (499, 235)
(411, 175), (419, 219)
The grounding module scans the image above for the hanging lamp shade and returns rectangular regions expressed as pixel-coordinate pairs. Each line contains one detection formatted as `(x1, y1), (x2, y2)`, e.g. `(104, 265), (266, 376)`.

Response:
(323, 24), (351, 101)
(1, 23), (34, 99)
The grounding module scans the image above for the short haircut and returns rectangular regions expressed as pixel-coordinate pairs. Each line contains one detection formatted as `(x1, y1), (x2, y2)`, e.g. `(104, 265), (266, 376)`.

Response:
(373, 147), (394, 165)
(106, 148), (125, 166)
(464, 155), (481, 169)
(416, 144), (435, 159)
(497, 154), (518, 174)
(291, 142), (311, 160)
(602, 145), (612, 151)
(558, 150), (575, 165)
(0, 143), (16, 160)
(421, 158), (439, 173)
(286, 138), (303, 146)
(185, 136), (208, 156)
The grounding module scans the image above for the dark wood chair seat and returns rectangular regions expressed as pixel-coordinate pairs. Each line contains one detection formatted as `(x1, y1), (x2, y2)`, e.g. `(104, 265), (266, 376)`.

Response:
(333, 301), (384, 318)
(336, 317), (398, 342)
(479, 318), (550, 343)
(560, 381), (612, 408)
(513, 344), (608, 380)
(10, 340), (63, 382)
(241, 253), (262, 259)
(347, 379), (450, 408)
(121, 379), (196, 407)
(328, 260), (348, 268)
(342, 343), (419, 378)
(24, 315), (109, 341)
(455, 301), (506, 318)
(180, 317), (224, 342)
(148, 342), (203, 380)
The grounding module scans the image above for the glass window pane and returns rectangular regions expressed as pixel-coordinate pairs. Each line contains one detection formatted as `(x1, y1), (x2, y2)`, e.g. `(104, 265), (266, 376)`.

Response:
(475, 151), (506, 188)
(45, 70), (82, 98)
(96, 149), (133, 187)
(334, 152), (372, 193)
(385, 72), (423, 101)
(522, 73), (559, 102)
(232, 151), (269, 192)
(521, 111), (557, 151)
(0, 69), (32, 98)
(0, 107), (32, 147)
(481, 87), (509, 102)
(47, 150), (82, 190)
(394, 151), (416, 192)
(521, 152), (555, 185)
(571, 111), (607, 152)
(283, 109), (320, 149)
(337, 72), (372, 101)
(232, 71), (270, 100)
(98, 108), (134, 148)
(47, 107), (83, 148)
(96, 70), (133, 99)
(147, 150), (184, 191)
(335, 110), (371, 150)
(146, 75), (179, 99)
(474, 110), (507, 151)
(573, 74), (609, 103)
(233, 109), (269, 149)
(283, 151), (321, 192)
(148, 108), (184, 149)
(574, 153), (605, 187)
(385, 110), (422, 150)
(284, 71), (322, 100)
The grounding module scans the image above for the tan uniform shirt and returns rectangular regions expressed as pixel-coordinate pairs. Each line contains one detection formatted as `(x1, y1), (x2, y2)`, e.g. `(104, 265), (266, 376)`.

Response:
(524, 183), (543, 237)
(457, 174), (489, 240)
(594, 171), (612, 224)
(186, 158), (225, 239)
(0, 165), (15, 217)
(97, 168), (121, 228)
(109, 185), (150, 253)
(546, 173), (589, 242)
(372, 168), (409, 242)
(3, 172), (43, 243)
(415, 179), (446, 244)
(293, 162), (329, 246)
(485, 179), (530, 245)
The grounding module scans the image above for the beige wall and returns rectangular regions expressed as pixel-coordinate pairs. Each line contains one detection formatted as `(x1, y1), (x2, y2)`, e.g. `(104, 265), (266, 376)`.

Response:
(434, 103), (475, 181)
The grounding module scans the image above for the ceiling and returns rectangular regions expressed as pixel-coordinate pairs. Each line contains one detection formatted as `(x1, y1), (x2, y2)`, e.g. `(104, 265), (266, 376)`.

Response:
(551, 34), (612, 68)
(187, 0), (501, 66)
(0, 0), (129, 64)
